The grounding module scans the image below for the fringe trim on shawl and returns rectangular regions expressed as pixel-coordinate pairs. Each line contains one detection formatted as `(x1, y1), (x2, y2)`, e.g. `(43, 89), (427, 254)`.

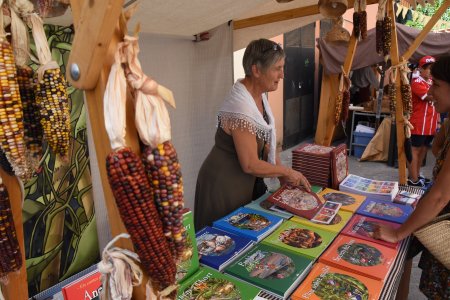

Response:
(218, 112), (272, 142)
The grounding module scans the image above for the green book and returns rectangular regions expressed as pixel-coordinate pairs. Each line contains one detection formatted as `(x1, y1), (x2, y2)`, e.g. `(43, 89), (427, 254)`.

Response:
(176, 209), (200, 283)
(262, 220), (336, 259)
(177, 266), (260, 300)
(310, 185), (323, 194)
(224, 243), (313, 299)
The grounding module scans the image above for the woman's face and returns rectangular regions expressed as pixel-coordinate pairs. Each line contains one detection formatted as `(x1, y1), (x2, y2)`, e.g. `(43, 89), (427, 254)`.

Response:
(429, 78), (450, 113)
(259, 58), (285, 92)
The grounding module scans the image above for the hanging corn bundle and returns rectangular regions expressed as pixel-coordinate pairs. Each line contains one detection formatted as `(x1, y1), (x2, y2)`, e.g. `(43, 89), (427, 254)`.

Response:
(335, 69), (350, 125)
(30, 14), (70, 158)
(376, 0), (388, 56)
(388, 70), (397, 120)
(0, 3), (28, 179)
(399, 63), (412, 117)
(335, 74), (344, 125)
(352, 2), (361, 40)
(123, 36), (187, 261)
(103, 40), (177, 296)
(0, 175), (23, 278)
(359, 0), (367, 40)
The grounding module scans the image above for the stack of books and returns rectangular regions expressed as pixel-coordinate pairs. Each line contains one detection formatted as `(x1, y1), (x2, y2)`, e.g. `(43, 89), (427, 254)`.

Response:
(292, 143), (349, 189)
(339, 174), (399, 202)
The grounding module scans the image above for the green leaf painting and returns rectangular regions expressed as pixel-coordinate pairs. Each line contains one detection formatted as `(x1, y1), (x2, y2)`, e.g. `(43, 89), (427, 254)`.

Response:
(23, 24), (99, 296)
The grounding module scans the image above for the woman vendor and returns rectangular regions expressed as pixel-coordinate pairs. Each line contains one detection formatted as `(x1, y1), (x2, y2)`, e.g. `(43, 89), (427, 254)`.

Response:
(374, 55), (450, 299)
(194, 39), (310, 230)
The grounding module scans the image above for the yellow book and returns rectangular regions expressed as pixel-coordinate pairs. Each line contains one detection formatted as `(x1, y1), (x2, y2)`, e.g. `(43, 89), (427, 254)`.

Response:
(318, 188), (366, 213)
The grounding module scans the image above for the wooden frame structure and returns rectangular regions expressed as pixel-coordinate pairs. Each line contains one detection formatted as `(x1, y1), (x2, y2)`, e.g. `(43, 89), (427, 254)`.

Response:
(1, 0), (448, 299)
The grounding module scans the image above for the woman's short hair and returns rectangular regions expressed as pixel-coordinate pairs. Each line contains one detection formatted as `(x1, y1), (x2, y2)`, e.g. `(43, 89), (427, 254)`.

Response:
(242, 39), (285, 77)
(431, 55), (450, 84)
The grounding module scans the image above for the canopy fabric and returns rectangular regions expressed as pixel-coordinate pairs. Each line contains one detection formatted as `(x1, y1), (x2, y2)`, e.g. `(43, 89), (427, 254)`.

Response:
(318, 23), (450, 75)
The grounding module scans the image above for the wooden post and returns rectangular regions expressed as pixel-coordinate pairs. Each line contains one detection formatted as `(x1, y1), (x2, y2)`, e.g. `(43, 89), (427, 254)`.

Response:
(69, 0), (149, 298)
(0, 170), (28, 300)
(388, 0), (407, 184)
(323, 34), (358, 146)
(402, 1), (450, 61)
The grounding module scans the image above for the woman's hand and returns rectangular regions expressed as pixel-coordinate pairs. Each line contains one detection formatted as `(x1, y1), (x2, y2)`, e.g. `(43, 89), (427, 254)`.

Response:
(373, 224), (400, 243)
(280, 168), (311, 191)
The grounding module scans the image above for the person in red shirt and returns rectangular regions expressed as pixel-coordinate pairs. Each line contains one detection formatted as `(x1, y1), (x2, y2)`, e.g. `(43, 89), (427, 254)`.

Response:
(408, 55), (438, 187)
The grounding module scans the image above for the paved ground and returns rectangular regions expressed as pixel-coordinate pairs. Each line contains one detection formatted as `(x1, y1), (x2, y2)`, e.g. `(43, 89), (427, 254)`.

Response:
(277, 140), (433, 300)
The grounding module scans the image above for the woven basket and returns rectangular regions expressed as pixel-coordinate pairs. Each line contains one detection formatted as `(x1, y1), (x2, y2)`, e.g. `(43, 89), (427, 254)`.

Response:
(414, 213), (450, 269)
(325, 24), (351, 43)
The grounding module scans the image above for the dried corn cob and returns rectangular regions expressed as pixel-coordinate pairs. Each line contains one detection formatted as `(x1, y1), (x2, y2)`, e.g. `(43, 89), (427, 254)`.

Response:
(17, 66), (43, 171)
(341, 90), (350, 122)
(360, 11), (367, 40)
(382, 16), (392, 56)
(0, 149), (14, 176)
(376, 20), (383, 55)
(142, 141), (187, 260)
(335, 92), (343, 124)
(0, 176), (22, 277)
(34, 67), (70, 157)
(388, 83), (397, 118)
(106, 147), (176, 291)
(0, 37), (28, 179)
(401, 84), (412, 116)
(353, 12), (360, 39)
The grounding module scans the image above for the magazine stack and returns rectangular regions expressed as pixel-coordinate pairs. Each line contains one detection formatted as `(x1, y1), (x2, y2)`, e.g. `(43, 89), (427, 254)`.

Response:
(339, 174), (399, 202)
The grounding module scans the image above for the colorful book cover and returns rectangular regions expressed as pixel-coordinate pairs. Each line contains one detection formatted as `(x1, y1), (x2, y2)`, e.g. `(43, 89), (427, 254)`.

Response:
(224, 243), (313, 299)
(212, 207), (283, 242)
(62, 270), (102, 300)
(393, 190), (422, 207)
(177, 266), (260, 300)
(356, 198), (414, 224)
(196, 226), (254, 271)
(177, 209), (200, 283)
(339, 174), (399, 201)
(245, 193), (294, 219)
(331, 144), (348, 189)
(341, 215), (401, 249)
(291, 262), (383, 300)
(267, 185), (324, 219)
(318, 188), (366, 213)
(319, 235), (397, 281)
(290, 209), (353, 233)
(261, 220), (336, 260)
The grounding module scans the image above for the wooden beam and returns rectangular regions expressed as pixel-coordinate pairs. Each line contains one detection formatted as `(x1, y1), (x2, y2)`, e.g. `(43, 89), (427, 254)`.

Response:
(323, 34), (358, 146)
(67, 0), (125, 90)
(402, 1), (450, 61)
(388, 0), (407, 184)
(0, 171), (27, 300)
(233, 0), (379, 30)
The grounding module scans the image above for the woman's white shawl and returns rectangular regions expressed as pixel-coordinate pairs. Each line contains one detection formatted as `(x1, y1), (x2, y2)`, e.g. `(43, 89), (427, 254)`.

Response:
(217, 80), (277, 167)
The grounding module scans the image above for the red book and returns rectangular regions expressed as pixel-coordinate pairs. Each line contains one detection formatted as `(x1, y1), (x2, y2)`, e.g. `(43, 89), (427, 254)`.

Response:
(62, 270), (102, 300)
(330, 144), (348, 189)
(292, 262), (383, 300)
(267, 184), (323, 220)
(319, 235), (398, 281)
(341, 215), (401, 249)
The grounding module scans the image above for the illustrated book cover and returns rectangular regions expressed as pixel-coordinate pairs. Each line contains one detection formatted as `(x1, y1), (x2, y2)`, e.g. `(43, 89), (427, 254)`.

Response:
(62, 269), (101, 300)
(196, 226), (254, 271)
(319, 235), (397, 281)
(356, 198), (414, 224)
(177, 266), (261, 300)
(330, 143), (348, 189)
(267, 185), (324, 220)
(339, 174), (399, 201)
(212, 207), (283, 242)
(290, 209), (353, 234)
(261, 220), (336, 260)
(224, 243), (313, 300)
(245, 193), (294, 219)
(341, 214), (401, 249)
(177, 209), (200, 283)
(291, 262), (383, 300)
(318, 188), (366, 213)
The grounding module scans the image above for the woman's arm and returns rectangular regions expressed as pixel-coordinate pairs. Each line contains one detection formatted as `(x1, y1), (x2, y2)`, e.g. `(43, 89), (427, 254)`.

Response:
(231, 129), (310, 190)
(374, 146), (450, 243)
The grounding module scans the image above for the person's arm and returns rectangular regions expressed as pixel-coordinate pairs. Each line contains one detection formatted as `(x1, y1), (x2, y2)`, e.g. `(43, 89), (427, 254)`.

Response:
(411, 79), (433, 102)
(231, 128), (311, 190)
(374, 146), (450, 243)
(432, 121), (446, 157)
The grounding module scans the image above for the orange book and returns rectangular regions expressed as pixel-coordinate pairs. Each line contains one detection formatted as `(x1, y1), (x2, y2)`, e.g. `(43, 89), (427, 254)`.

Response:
(318, 188), (365, 213)
(292, 262), (383, 300)
(319, 235), (397, 281)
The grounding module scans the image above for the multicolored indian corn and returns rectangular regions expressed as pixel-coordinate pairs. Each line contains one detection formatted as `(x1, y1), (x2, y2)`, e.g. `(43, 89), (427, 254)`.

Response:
(142, 141), (187, 260)
(106, 147), (176, 290)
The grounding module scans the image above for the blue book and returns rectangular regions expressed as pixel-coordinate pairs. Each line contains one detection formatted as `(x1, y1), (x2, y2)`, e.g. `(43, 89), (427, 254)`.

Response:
(356, 198), (414, 224)
(212, 207), (283, 242)
(196, 226), (254, 271)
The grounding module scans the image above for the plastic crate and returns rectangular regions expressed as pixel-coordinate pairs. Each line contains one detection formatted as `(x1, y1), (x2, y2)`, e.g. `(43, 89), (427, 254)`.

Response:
(353, 131), (374, 158)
